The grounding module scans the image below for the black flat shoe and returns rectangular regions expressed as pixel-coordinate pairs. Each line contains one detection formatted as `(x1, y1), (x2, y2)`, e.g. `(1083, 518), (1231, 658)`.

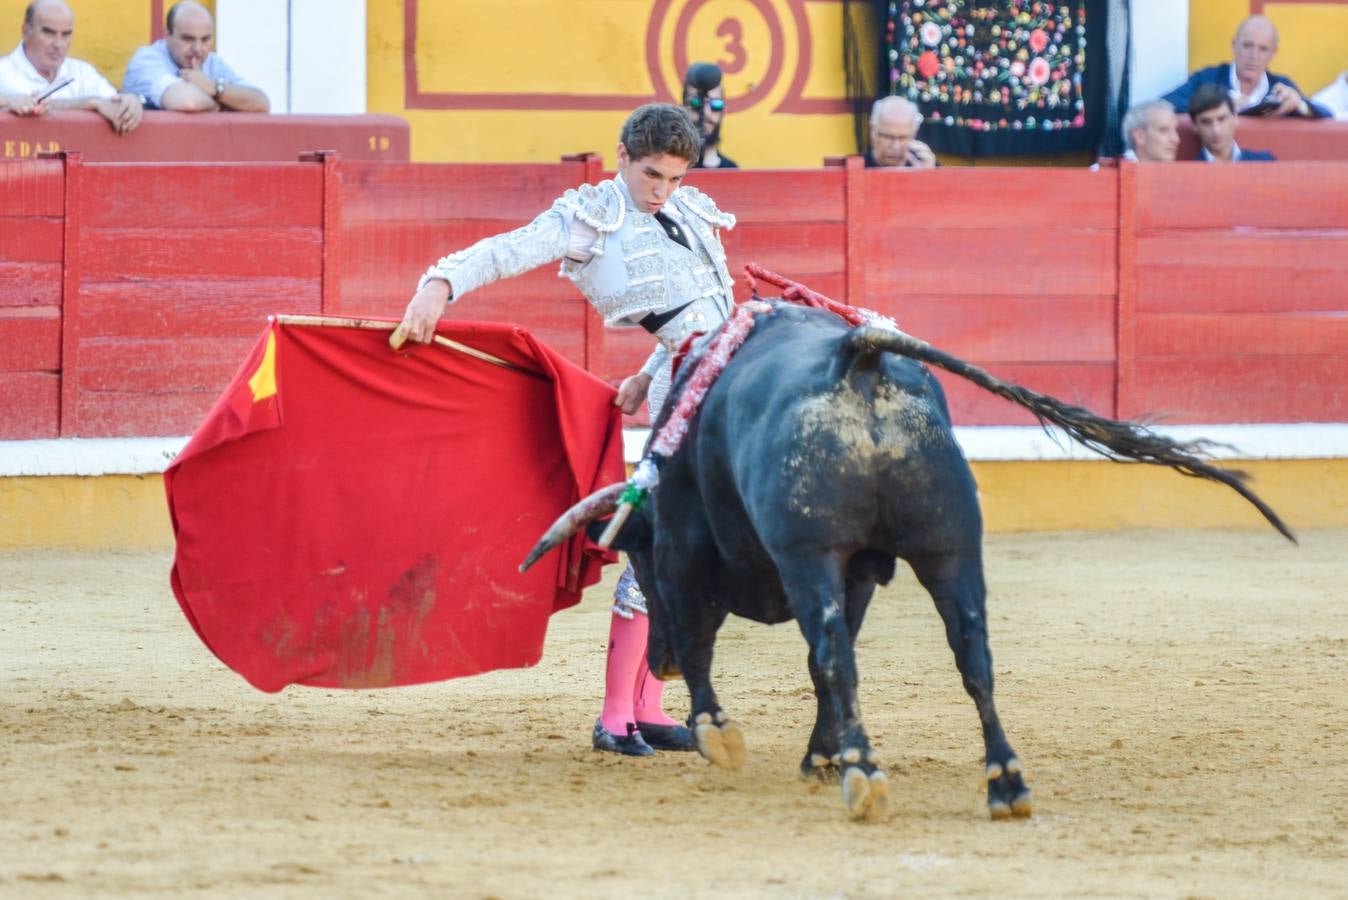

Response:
(635, 721), (696, 752)
(592, 719), (655, 756)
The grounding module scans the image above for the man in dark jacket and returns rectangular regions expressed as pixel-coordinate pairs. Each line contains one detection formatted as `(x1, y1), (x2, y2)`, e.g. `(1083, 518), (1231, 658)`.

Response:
(1163, 15), (1331, 118)
(1189, 84), (1277, 162)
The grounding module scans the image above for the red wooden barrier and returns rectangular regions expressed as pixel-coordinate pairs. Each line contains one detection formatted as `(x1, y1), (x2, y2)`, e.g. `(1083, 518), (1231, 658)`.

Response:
(3, 154), (1348, 440)
(849, 166), (1119, 424)
(1175, 116), (1348, 163)
(1120, 162), (1348, 423)
(1, 111), (409, 163)
(60, 159), (324, 436)
(0, 159), (63, 438)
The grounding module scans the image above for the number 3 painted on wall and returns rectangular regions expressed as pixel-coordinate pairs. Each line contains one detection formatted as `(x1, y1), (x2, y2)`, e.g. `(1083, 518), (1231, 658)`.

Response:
(716, 18), (747, 74)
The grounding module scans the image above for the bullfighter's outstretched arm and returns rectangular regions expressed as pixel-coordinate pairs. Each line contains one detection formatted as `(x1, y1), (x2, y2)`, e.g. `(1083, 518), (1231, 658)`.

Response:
(399, 205), (599, 345)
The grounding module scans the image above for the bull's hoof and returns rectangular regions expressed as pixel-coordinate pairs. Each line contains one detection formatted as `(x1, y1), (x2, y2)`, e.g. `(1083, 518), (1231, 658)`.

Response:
(986, 757), (1032, 820)
(841, 767), (889, 823)
(800, 752), (840, 783)
(693, 713), (746, 769)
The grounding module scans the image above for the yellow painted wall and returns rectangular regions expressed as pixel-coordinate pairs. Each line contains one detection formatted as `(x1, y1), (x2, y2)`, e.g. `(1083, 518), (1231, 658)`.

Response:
(0, 0), (212, 90)
(368, 0), (873, 165)
(4, 459), (1344, 549)
(1189, 0), (1348, 97)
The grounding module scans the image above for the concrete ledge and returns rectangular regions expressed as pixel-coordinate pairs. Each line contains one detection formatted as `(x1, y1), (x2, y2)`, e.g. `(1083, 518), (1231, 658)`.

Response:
(3, 425), (1346, 479)
(3, 459), (1344, 550)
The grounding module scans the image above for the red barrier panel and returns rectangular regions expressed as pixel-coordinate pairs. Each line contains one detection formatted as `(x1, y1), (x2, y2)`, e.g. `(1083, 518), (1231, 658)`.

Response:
(1176, 116), (1348, 162)
(1, 111), (409, 163)
(850, 165), (1119, 424)
(1120, 162), (1348, 423)
(4, 155), (1348, 440)
(60, 159), (324, 436)
(0, 160), (63, 437)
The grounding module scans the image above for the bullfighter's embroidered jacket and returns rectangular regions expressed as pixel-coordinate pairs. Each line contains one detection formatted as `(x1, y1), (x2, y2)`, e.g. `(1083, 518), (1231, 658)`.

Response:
(418, 176), (736, 380)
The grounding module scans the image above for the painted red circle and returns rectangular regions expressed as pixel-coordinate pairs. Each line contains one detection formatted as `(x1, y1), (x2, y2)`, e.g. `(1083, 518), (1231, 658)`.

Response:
(645, 0), (786, 113)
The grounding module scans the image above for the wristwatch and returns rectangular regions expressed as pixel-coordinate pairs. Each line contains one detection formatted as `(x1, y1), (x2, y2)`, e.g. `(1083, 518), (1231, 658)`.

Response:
(213, 78), (225, 99)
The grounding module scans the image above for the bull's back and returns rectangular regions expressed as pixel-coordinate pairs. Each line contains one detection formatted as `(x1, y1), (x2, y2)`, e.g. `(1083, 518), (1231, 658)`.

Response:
(695, 308), (981, 558)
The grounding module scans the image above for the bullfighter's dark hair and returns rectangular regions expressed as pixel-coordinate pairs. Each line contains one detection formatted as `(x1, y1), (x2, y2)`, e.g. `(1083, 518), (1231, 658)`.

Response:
(1189, 83), (1236, 119)
(620, 104), (701, 164)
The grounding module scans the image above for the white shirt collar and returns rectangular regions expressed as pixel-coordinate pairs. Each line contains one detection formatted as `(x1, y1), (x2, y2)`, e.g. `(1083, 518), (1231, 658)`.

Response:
(1201, 142), (1244, 162)
(1228, 66), (1270, 111)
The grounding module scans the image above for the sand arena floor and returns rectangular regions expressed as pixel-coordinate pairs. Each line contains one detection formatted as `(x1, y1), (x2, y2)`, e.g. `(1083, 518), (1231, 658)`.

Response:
(2, 528), (1346, 899)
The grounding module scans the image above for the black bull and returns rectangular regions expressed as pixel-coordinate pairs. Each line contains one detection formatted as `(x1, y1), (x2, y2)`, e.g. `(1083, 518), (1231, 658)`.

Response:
(522, 301), (1293, 822)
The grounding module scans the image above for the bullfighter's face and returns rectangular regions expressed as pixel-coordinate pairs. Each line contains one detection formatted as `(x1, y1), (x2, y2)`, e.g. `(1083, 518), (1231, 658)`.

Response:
(616, 145), (690, 215)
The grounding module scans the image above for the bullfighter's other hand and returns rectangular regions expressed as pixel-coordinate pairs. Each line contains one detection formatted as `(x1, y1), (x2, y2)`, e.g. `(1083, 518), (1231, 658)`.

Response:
(616, 373), (652, 415)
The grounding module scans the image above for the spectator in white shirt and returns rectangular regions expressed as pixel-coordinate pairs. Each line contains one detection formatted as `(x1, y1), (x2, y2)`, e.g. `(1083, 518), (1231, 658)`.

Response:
(1312, 70), (1348, 121)
(0, 0), (142, 134)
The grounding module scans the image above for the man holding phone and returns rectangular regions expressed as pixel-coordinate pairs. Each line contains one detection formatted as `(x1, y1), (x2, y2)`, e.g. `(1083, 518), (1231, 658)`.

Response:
(0, 0), (142, 134)
(865, 96), (938, 169)
(1162, 15), (1331, 119)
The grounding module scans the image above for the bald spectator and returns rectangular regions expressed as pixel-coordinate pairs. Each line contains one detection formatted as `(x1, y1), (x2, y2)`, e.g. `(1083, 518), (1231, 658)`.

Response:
(1162, 15), (1331, 118)
(1121, 100), (1179, 162)
(0, 0), (142, 133)
(123, 1), (268, 112)
(865, 96), (937, 169)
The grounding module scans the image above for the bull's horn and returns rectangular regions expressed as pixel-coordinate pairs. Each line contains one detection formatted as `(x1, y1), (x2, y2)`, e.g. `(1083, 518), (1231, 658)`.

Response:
(519, 482), (627, 572)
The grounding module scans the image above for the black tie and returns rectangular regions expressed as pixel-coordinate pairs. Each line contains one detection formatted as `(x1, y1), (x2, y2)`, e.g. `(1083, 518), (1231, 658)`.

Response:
(654, 211), (692, 251)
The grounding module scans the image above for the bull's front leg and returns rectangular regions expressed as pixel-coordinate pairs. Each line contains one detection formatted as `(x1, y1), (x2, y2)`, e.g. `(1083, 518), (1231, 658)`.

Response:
(777, 552), (889, 823)
(654, 555), (743, 770)
(912, 549), (1032, 820)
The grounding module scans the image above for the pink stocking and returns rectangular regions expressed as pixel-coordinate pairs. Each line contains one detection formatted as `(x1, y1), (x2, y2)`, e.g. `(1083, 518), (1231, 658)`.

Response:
(599, 612), (645, 734)
(633, 641), (680, 727)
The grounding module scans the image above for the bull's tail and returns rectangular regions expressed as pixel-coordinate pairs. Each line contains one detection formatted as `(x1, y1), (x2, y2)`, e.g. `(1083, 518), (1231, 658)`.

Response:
(842, 326), (1296, 543)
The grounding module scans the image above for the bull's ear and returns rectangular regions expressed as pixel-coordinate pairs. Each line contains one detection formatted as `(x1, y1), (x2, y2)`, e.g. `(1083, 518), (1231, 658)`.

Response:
(586, 506), (652, 551)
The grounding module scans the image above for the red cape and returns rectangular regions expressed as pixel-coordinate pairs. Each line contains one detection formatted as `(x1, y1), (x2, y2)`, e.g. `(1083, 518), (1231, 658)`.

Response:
(164, 318), (624, 692)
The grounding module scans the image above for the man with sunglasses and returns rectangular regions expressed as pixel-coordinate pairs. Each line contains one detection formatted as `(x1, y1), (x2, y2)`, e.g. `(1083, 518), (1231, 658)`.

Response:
(682, 62), (738, 169)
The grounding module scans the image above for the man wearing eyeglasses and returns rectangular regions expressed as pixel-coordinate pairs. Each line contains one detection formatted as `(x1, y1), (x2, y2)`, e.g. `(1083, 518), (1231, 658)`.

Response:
(682, 62), (738, 169)
(866, 96), (938, 169)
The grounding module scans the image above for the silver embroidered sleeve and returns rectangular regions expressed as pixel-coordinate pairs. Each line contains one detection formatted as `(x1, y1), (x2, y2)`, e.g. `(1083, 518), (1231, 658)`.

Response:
(638, 344), (669, 380)
(417, 208), (572, 299)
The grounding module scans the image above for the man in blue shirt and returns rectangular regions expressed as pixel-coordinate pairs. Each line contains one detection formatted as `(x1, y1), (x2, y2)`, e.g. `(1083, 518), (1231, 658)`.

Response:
(1162, 15), (1330, 119)
(123, 1), (268, 112)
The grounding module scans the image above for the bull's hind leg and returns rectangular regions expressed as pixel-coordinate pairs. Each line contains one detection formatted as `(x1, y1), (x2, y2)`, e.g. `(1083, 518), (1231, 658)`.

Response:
(776, 553), (888, 822)
(910, 548), (1032, 820)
